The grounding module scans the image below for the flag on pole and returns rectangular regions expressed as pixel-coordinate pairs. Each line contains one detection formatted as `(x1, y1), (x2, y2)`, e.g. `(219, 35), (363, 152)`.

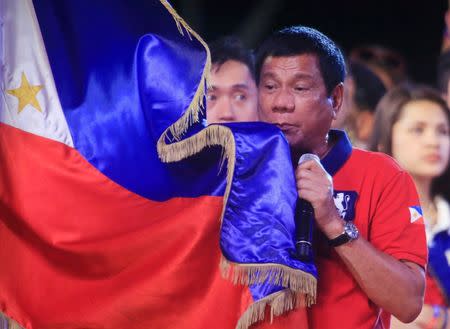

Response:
(0, 1), (316, 328)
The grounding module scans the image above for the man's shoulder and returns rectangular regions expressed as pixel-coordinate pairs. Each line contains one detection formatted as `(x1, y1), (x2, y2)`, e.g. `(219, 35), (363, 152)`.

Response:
(333, 148), (409, 193)
(349, 148), (405, 175)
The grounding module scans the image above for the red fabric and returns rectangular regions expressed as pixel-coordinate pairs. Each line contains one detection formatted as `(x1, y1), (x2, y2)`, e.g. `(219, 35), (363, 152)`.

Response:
(424, 272), (447, 306)
(308, 149), (427, 329)
(0, 123), (258, 329)
(256, 308), (308, 329)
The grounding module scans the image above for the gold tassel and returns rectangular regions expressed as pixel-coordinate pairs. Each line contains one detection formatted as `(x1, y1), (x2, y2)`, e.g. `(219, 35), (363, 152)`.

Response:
(157, 125), (236, 225)
(220, 257), (316, 306)
(0, 312), (24, 329)
(236, 289), (306, 329)
(156, 2), (317, 328)
(156, 1), (235, 226)
(10, 320), (23, 329)
(157, 113), (318, 310)
(155, 2), (235, 224)
(158, 0), (211, 143)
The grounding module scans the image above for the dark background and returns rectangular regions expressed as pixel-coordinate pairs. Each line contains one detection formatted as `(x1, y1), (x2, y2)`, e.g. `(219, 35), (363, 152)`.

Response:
(172, 0), (448, 86)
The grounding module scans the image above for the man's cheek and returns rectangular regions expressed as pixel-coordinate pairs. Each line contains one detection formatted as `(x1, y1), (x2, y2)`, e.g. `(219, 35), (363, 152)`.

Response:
(257, 107), (270, 120)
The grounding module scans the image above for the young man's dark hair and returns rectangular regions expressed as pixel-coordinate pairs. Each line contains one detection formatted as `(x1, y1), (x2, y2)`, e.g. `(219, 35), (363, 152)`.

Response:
(209, 35), (256, 81)
(255, 25), (346, 94)
(206, 36), (259, 124)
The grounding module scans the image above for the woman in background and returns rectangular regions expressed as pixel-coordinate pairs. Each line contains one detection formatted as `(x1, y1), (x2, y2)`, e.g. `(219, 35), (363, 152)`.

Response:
(370, 83), (450, 329)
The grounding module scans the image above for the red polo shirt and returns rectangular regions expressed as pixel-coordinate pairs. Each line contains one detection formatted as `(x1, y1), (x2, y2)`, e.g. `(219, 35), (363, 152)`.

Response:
(308, 130), (427, 329)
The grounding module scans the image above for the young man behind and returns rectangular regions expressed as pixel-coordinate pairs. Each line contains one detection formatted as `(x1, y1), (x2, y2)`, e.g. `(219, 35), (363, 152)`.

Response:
(206, 36), (259, 124)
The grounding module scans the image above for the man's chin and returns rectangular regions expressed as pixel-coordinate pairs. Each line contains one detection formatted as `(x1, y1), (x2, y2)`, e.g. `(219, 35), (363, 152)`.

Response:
(285, 136), (307, 152)
(287, 143), (313, 161)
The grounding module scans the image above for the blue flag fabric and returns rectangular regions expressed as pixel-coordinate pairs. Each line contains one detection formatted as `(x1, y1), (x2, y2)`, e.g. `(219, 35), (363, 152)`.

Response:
(429, 231), (450, 301)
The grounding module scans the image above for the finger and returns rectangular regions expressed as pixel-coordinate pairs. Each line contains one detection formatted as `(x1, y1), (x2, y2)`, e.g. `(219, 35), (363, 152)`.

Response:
(295, 167), (317, 180)
(296, 172), (334, 191)
(297, 189), (325, 206)
(297, 160), (317, 170)
(296, 172), (329, 191)
(297, 179), (333, 195)
(297, 158), (326, 173)
(295, 165), (330, 183)
(298, 187), (334, 210)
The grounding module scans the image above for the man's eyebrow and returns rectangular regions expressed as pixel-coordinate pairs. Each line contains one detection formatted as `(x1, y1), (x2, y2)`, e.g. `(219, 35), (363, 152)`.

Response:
(261, 72), (314, 80)
(208, 83), (250, 91)
(293, 73), (314, 80)
(231, 83), (250, 89)
(261, 72), (276, 79)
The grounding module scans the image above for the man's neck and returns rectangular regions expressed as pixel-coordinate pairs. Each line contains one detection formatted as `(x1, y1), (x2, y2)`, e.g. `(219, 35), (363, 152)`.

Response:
(290, 138), (335, 165)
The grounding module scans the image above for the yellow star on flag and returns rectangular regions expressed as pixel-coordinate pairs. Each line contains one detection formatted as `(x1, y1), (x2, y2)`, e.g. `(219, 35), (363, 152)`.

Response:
(6, 72), (44, 113)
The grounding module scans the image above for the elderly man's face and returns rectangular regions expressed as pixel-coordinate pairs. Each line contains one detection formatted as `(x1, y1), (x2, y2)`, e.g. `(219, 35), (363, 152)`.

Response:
(258, 54), (342, 153)
(206, 60), (258, 124)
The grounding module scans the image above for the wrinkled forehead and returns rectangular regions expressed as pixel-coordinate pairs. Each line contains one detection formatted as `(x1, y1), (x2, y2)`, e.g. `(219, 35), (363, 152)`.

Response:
(259, 54), (323, 83)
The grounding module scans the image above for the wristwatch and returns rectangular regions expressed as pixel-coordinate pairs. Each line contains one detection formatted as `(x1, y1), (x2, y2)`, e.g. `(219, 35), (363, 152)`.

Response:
(328, 220), (359, 247)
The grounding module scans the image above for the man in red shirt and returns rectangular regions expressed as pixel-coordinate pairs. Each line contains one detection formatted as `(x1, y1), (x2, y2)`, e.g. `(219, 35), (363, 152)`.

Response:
(255, 26), (428, 328)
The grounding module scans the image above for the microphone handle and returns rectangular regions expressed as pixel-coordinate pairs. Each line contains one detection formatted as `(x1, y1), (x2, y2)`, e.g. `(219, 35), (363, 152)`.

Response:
(295, 198), (314, 261)
(295, 152), (318, 261)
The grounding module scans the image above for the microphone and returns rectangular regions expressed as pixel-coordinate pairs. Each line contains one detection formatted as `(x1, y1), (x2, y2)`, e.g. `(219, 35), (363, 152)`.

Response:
(295, 153), (319, 261)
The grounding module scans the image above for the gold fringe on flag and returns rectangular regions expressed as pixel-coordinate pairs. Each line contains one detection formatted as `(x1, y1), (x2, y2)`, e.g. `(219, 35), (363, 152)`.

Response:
(157, 1), (317, 328)
(236, 289), (306, 329)
(0, 312), (23, 329)
(158, 0), (211, 143)
(220, 257), (316, 306)
(157, 124), (236, 212)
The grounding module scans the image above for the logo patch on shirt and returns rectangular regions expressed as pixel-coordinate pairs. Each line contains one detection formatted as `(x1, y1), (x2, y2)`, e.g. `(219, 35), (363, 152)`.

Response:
(408, 206), (423, 223)
(333, 190), (358, 221)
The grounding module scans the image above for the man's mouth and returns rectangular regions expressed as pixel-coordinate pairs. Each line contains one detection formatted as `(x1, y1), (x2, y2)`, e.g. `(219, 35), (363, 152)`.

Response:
(275, 123), (297, 133)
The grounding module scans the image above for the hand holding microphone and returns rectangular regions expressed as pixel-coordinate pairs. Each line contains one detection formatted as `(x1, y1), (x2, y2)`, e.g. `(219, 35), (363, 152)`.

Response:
(296, 152), (341, 244)
(295, 153), (320, 261)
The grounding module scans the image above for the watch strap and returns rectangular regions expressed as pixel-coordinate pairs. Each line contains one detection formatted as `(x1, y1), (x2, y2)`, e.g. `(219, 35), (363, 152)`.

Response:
(328, 232), (351, 247)
(328, 221), (359, 247)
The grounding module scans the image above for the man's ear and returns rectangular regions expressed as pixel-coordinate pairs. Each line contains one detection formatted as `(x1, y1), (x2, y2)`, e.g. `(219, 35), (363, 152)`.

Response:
(330, 82), (344, 119)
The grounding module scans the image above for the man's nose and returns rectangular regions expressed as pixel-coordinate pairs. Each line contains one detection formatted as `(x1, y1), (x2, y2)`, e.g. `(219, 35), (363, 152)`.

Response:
(272, 88), (295, 113)
(217, 97), (236, 122)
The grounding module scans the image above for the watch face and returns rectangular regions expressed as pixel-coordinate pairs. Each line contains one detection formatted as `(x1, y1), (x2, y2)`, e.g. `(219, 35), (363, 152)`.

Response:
(344, 221), (359, 240)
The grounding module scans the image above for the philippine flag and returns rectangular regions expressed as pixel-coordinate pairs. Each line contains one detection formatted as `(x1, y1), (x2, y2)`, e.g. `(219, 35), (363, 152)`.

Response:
(0, 1), (316, 329)
(409, 206), (423, 224)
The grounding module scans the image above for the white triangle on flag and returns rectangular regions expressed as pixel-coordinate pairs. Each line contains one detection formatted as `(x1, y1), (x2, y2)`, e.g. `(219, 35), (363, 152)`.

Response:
(0, 0), (73, 147)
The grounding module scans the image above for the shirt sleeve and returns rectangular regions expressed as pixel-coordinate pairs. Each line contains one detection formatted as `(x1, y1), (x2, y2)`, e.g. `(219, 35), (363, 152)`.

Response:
(369, 169), (428, 268)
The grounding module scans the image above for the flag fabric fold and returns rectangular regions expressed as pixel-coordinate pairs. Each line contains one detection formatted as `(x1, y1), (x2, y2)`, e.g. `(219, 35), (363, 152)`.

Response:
(0, 1), (316, 328)
(428, 231), (450, 301)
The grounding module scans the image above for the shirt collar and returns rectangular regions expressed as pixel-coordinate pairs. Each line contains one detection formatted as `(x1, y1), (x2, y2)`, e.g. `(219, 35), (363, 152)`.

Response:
(321, 129), (353, 176)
